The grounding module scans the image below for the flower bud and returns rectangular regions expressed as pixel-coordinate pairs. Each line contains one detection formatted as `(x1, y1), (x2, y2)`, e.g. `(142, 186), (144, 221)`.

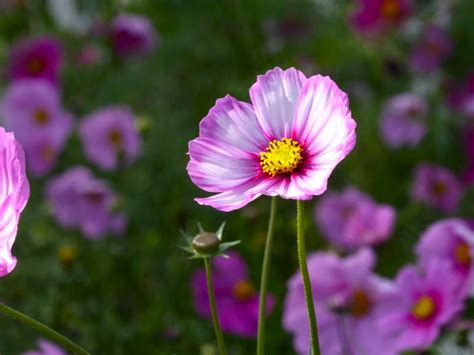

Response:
(192, 232), (220, 254)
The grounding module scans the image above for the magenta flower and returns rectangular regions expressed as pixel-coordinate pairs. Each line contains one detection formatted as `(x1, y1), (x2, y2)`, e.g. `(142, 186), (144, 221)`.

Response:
(315, 187), (396, 250)
(351, 0), (413, 36)
(22, 338), (65, 355)
(111, 13), (157, 56)
(0, 127), (30, 277)
(45, 166), (127, 239)
(0, 79), (73, 176)
(411, 163), (462, 213)
(283, 249), (398, 355)
(79, 106), (142, 170)
(379, 262), (465, 352)
(379, 93), (428, 149)
(447, 73), (474, 117)
(409, 25), (452, 73)
(187, 67), (356, 212)
(8, 36), (62, 85)
(192, 250), (275, 338)
(415, 219), (474, 297)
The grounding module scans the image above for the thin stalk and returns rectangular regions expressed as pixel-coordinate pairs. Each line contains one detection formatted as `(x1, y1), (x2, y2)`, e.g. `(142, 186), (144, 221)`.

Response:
(296, 200), (320, 354)
(204, 257), (228, 355)
(257, 196), (278, 355)
(0, 303), (89, 355)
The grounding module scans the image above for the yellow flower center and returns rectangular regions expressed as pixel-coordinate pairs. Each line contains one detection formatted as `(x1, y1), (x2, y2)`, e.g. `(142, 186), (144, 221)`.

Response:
(108, 129), (123, 148)
(380, 0), (401, 20)
(34, 108), (49, 125)
(41, 145), (55, 162)
(232, 280), (255, 301)
(350, 289), (372, 317)
(58, 245), (77, 266)
(28, 57), (45, 74)
(454, 241), (471, 266)
(260, 138), (303, 177)
(411, 295), (436, 320)
(432, 182), (447, 196)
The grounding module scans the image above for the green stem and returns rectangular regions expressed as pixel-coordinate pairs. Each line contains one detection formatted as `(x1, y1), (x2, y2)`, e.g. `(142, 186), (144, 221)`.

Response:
(256, 197), (278, 355)
(204, 257), (228, 355)
(296, 200), (320, 355)
(0, 303), (89, 355)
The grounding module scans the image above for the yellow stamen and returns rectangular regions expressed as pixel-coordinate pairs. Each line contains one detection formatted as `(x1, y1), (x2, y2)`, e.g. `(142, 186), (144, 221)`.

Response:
(41, 145), (55, 162)
(454, 241), (471, 266)
(34, 108), (49, 125)
(232, 280), (255, 301)
(107, 129), (123, 148)
(411, 295), (435, 320)
(28, 57), (45, 74)
(380, 0), (401, 20)
(260, 138), (303, 177)
(350, 289), (372, 317)
(432, 182), (447, 196)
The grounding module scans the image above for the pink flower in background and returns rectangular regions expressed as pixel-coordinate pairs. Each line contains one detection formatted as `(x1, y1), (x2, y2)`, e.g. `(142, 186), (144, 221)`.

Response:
(351, 0), (413, 36)
(283, 249), (398, 355)
(0, 127), (30, 277)
(187, 67), (356, 212)
(45, 166), (127, 239)
(379, 93), (427, 149)
(22, 338), (65, 355)
(409, 26), (452, 73)
(415, 219), (474, 297)
(411, 163), (462, 213)
(79, 106), (142, 170)
(379, 262), (465, 352)
(8, 36), (62, 85)
(447, 73), (474, 117)
(111, 13), (157, 56)
(315, 187), (396, 250)
(192, 250), (275, 338)
(0, 79), (73, 176)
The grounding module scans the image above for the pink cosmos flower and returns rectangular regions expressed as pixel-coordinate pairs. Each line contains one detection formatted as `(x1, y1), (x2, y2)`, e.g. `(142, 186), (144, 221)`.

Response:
(0, 79), (73, 176)
(315, 187), (396, 250)
(351, 0), (413, 36)
(192, 250), (275, 338)
(0, 127), (30, 277)
(187, 67), (356, 212)
(379, 93), (428, 149)
(45, 166), (127, 239)
(409, 25), (452, 73)
(79, 106), (141, 170)
(283, 249), (398, 355)
(415, 219), (474, 298)
(8, 36), (62, 85)
(447, 73), (474, 117)
(411, 163), (462, 213)
(111, 13), (157, 56)
(22, 338), (65, 355)
(379, 262), (465, 352)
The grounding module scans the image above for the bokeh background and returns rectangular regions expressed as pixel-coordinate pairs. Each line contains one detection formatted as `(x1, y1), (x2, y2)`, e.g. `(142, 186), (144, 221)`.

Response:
(0, 0), (473, 354)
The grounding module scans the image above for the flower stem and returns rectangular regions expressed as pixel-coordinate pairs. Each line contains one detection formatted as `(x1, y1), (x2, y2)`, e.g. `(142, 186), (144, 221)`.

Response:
(0, 303), (89, 355)
(257, 196), (278, 355)
(296, 200), (320, 355)
(204, 257), (228, 355)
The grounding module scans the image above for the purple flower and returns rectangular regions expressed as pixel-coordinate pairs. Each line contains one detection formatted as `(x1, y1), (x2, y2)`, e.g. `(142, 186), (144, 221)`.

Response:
(379, 262), (465, 352)
(411, 163), (462, 213)
(8, 36), (62, 85)
(409, 25), (452, 73)
(191, 250), (275, 338)
(283, 248), (398, 355)
(0, 127), (29, 277)
(0, 79), (73, 176)
(351, 0), (413, 36)
(187, 67), (356, 212)
(379, 93), (428, 149)
(79, 106), (142, 170)
(45, 166), (127, 239)
(111, 13), (157, 56)
(315, 187), (396, 250)
(22, 338), (65, 355)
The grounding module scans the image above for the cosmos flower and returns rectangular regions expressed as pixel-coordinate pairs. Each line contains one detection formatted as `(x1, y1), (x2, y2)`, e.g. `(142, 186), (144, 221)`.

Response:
(351, 0), (413, 36)
(111, 13), (157, 56)
(379, 262), (465, 352)
(192, 250), (275, 337)
(187, 67), (356, 212)
(411, 163), (462, 213)
(7, 36), (62, 85)
(283, 248), (398, 355)
(0, 127), (30, 277)
(315, 187), (396, 250)
(409, 25), (452, 73)
(379, 93), (428, 149)
(79, 106), (142, 170)
(0, 79), (73, 176)
(45, 166), (127, 239)
(447, 73), (474, 118)
(22, 338), (65, 355)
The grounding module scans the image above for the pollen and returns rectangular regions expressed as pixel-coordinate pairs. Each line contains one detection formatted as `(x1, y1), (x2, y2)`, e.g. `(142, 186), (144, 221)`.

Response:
(34, 108), (49, 125)
(350, 289), (372, 317)
(107, 129), (123, 148)
(232, 280), (255, 301)
(454, 241), (471, 266)
(411, 295), (436, 320)
(28, 57), (45, 74)
(260, 138), (303, 177)
(380, 0), (401, 20)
